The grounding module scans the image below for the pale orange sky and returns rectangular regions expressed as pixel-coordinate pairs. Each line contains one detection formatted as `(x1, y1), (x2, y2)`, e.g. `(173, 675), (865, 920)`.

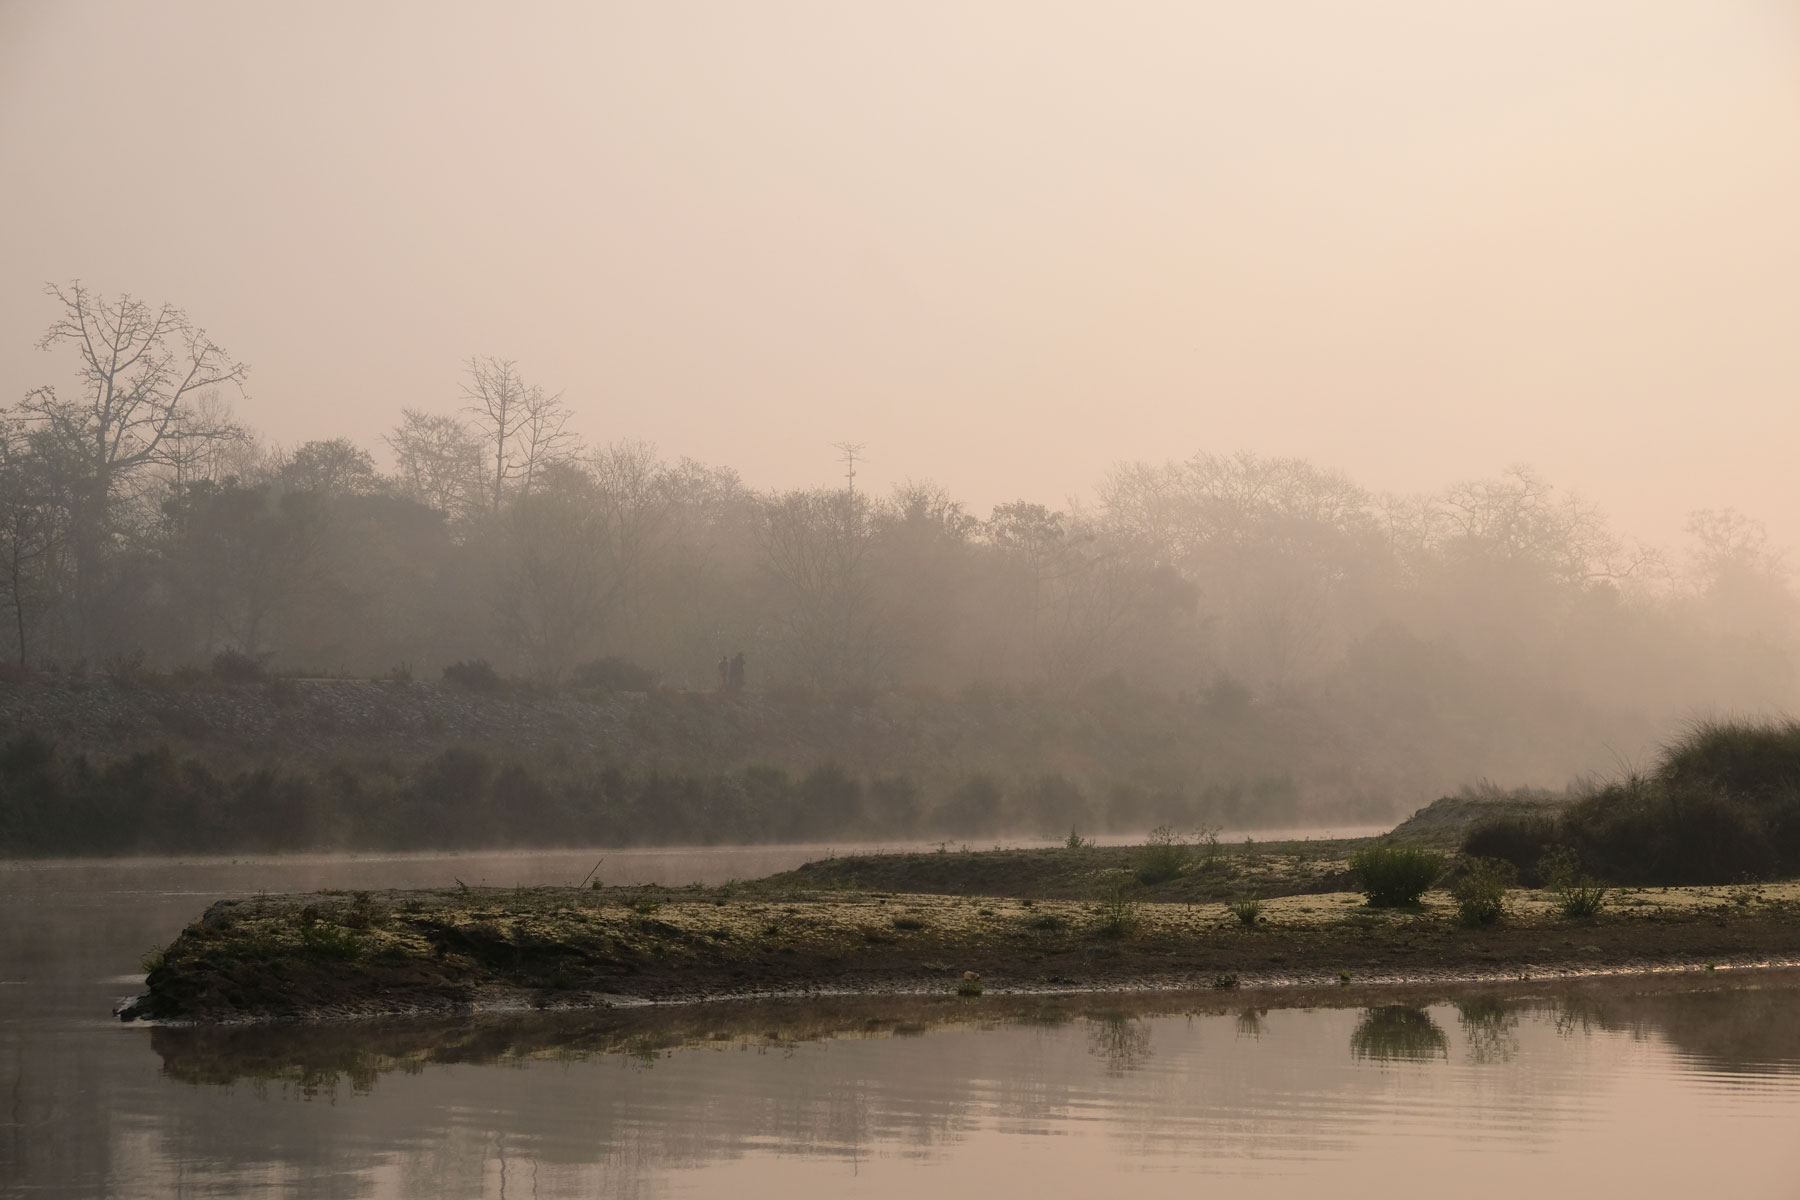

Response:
(2, 1), (1796, 551)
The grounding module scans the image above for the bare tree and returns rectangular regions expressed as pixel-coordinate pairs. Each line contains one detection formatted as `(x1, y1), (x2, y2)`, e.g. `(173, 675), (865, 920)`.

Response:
(16, 282), (247, 651)
(386, 409), (484, 520)
(461, 356), (575, 511)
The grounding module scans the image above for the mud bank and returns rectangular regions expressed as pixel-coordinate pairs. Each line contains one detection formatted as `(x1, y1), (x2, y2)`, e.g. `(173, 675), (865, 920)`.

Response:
(120, 876), (1800, 1024)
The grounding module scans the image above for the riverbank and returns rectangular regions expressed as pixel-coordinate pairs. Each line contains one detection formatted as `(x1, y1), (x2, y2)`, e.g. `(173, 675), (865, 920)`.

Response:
(120, 865), (1800, 1024)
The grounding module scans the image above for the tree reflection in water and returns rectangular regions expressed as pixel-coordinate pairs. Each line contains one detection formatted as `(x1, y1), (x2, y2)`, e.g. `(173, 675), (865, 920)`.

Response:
(1456, 996), (1521, 1064)
(1085, 1012), (1153, 1075)
(1349, 1006), (1449, 1063)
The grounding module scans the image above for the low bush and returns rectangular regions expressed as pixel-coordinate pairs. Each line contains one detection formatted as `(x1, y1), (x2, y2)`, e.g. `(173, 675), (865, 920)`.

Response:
(1350, 845), (1445, 907)
(1462, 816), (1559, 885)
(1541, 847), (1608, 918)
(442, 659), (503, 691)
(1134, 825), (1190, 885)
(1228, 897), (1263, 927)
(571, 656), (657, 692)
(1091, 879), (1141, 939)
(1450, 857), (1515, 927)
(210, 649), (267, 683)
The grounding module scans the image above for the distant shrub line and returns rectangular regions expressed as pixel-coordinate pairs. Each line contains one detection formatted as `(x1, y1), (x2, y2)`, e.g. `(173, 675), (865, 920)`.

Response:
(1464, 720), (1800, 886)
(0, 735), (1301, 857)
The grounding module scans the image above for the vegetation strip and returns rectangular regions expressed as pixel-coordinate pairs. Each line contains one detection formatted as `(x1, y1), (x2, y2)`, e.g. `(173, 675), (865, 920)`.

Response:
(120, 871), (1800, 1024)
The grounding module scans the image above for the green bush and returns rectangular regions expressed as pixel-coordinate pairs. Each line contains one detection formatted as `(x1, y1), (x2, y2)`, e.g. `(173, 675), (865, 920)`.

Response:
(1542, 847), (1608, 918)
(1350, 845), (1445, 907)
(1091, 879), (1142, 939)
(1134, 825), (1190, 885)
(1462, 816), (1559, 884)
(1451, 857), (1515, 926)
(1228, 897), (1263, 927)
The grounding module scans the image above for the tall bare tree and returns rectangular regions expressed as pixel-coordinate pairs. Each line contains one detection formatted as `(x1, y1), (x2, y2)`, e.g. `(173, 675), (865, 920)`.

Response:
(16, 282), (247, 652)
(461, 356), (576, 511)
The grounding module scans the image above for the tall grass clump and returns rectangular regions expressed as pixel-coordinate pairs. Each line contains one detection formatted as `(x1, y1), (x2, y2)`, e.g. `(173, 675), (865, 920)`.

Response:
(1228, 897), (1263, 927)
(1350, 845), (1445, 907)
(1450, 857), (1515, 927)
(1133, 825), (1190, 885)
(1541, 847), (1608, 919)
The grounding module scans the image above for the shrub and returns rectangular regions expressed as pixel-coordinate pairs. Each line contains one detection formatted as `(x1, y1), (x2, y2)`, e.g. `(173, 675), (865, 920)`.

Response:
(1451, 857), (1515, 927)
(956, 976), (984, 997)
(1660, 718), (1800, 799)
(1541, 847), (1608, 918)
(1228, 898), (1263, 927)
(1558, 883), (1609, 919)
(1065, 828), (1090, 850)
(1091, 879), (1141, 939)
(442, 659), (503, 691)
(210, 649), (267, 682)
(1462, 816), (1560, 884)
(1349, 846), (1445, 907)
(571, 656), (657, 692)
(1134, 825), (1190, 885)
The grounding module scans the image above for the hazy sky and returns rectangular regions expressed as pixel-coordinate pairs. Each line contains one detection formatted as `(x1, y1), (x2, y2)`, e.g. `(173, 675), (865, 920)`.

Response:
(3, 1), (1796, 550)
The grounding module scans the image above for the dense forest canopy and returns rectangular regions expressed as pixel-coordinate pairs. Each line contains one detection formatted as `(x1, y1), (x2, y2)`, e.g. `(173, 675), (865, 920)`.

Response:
(3, 284), (1794, 735)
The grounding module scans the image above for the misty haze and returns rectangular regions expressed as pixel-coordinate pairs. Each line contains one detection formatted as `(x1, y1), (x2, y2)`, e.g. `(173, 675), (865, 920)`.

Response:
(3, 3), (1798, 1198)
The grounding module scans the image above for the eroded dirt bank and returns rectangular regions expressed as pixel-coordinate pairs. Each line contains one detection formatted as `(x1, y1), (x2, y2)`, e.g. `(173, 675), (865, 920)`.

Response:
(120, 877), (1800, 1024)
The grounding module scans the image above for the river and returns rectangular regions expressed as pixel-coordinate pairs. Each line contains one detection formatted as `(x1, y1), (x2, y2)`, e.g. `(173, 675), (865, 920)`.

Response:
(4, 848), (1797, 1198)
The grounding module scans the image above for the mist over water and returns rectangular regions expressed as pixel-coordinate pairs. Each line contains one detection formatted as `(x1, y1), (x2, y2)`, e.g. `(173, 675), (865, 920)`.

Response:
(1, 4), (1797, 849)
(2, 5), (1798, 1194)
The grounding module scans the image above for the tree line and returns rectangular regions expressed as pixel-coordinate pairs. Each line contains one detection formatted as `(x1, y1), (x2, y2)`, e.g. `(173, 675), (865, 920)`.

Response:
(3, 282), (1794, 741)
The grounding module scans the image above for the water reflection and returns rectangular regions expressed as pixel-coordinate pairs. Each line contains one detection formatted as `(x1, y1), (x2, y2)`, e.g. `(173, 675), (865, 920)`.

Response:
(1085, 1011), (1154, 1074)
(1457, 995), (1522, 1064)
(146, 976), (1800, 1095)
(1348, 1005), (1449, 1063)
(10, 849), (1800, 1199)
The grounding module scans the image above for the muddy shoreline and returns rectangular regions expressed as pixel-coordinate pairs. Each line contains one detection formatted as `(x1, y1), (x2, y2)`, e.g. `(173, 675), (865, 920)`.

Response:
(120, 877), (1800, 1025)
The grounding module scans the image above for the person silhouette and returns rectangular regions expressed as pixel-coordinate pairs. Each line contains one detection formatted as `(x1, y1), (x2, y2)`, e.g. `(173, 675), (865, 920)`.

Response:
(728, 651), (746, 692)
(717, 654), (730, 690)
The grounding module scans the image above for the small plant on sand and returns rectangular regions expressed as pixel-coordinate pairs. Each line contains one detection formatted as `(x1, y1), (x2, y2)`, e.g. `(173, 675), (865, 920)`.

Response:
(1350, 845), (1446, 907)
(1065, 828), (1091, 850)
(1451, 857), (1516, 927)
(1091, 878), (1142, 939)
(300, 923), (362, 960)
(1134, 825), (1190, 885)
(1229, 897), (1263, 927)
(1541, 847), (1609, 919)
(1212, 973), (1239, 990)
(957, 973), (984, 997)
(1197, 825), (1223, 871)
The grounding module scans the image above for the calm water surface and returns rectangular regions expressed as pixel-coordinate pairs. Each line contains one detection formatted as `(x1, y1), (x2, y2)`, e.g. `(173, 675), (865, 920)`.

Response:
(4, 849), (1798, 1199)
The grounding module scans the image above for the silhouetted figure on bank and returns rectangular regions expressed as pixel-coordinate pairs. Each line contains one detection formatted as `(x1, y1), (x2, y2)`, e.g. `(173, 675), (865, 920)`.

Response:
(717, 654), (730, 691)
(729, 651), (746, 692)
